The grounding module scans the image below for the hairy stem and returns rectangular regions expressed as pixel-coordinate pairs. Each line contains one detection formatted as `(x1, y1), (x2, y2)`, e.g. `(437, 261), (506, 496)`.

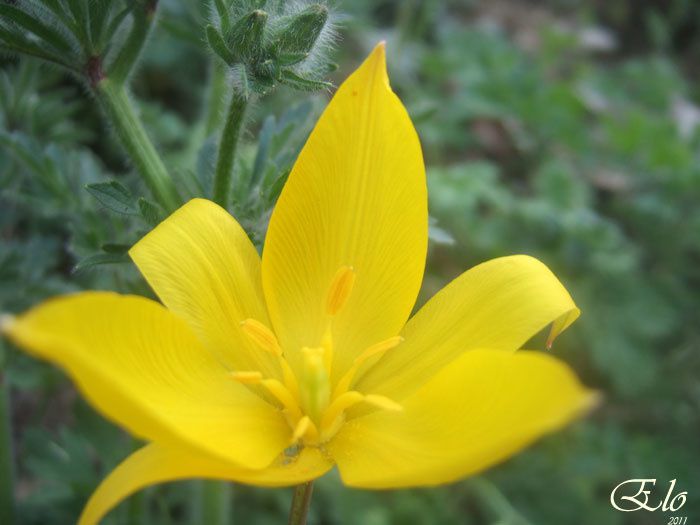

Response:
(0, 371), (15, 525)
(213, 87), (248, 208)
(95, 79), (180, 212)
(204, 60), (229, 137)
(287, 482), (314, 525)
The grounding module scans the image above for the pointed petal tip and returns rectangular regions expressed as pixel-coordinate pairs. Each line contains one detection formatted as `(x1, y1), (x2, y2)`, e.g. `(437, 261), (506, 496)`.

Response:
(0, 313), (16, 336)
(583, 390), (603, 414)
(364, 41), (388, 83)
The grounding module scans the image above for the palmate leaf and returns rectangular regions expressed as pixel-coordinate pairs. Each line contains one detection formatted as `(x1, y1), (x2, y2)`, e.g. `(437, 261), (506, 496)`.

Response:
(137, 197), (163, 226)
(85, 181), (137, 215)
(0, 4), (74, 54)
(72, 252), (129, 274)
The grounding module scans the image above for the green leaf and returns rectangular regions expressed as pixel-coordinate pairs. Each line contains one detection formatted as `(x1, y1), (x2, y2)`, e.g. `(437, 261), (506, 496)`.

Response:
(101, 243), (131, 254)
(278, 52), (309, 66)
(85, 181), (136, 215)
(213, 0), (231, 35)
(279, 69), (332, 92)
(0, 5), (74, 53)
(73, 253), (129, 274)
(205, 24), (234, 65)
(100, 4), (132, 50)
(138, 197), (163, 226)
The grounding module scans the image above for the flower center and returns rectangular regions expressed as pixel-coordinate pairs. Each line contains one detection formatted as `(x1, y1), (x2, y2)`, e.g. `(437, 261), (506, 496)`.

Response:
(231, 265), (403, 447)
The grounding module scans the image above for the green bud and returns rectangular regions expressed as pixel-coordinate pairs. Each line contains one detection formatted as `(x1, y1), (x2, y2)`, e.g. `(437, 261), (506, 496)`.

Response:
(228, 9), (267, 62)
(273, 4), (329, 56)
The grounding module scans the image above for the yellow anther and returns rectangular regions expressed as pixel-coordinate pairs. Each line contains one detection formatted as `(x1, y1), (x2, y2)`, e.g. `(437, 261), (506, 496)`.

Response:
(364, 394), (403, 412)
(240, 319), (282, 355)
(325, 266), (355, 315)
(230, 371), (263, 384)
(354, 336), (404, 366)
(320, 391), (364, 432)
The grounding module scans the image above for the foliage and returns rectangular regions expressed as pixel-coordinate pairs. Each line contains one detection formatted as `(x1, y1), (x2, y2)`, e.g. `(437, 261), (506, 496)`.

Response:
(1, 1), (698, 524)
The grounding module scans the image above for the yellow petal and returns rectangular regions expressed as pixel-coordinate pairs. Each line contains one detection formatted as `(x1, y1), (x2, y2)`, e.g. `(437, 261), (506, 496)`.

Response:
(330, 349), (597, 488)
(3, 292), (289, 469)
(129, 198), (279, 378)
(357, 255), (580, 400)
(79, 444), (333, 525)
(262, 42), (428, 379)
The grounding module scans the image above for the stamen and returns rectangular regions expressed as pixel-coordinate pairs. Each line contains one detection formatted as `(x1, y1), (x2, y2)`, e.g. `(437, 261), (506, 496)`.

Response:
(261, 379), (302, 420)
(320, 391), (364, 431)
(319, 392), (403, 442)
(230, 371), (263, 384)
(332, 336), (404, 399)
(325, 266), (355, 315)
(240, 319), (282, 355)
(290, 416), (311, 444)
(354, 336), (404, 366)
(364, 394), (403, 412)
(278, 356), (300, 399)
(320, 324), (334, 374)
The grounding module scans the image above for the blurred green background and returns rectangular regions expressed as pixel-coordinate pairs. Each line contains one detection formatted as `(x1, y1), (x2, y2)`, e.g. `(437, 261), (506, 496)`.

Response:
(1, 0), (699, 524)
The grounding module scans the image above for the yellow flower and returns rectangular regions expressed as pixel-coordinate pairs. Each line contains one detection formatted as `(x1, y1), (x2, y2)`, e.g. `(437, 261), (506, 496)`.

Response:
(2, 43), (596, 525)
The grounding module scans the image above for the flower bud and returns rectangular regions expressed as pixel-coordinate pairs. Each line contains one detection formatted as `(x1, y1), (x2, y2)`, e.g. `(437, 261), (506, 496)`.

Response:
(228, 9), (268, 62)
(272, 4), (329, 56)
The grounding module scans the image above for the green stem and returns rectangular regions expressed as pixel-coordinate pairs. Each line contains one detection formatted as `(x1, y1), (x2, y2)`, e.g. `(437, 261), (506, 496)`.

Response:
(212, 87), (248, 208)
(95, 79), (180, 212)
(204, 60), (228, 137)
(195, 481), (231, 525)
(0, 371), (15, 525)
(287, 482), (314, 525)
(108, 2), (157, 84)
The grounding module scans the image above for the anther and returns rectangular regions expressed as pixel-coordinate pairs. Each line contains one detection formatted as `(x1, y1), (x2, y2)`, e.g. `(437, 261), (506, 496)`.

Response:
(240, 319), (282, 355)
(325, 266), (355, 315)
(230, 371), (263, 384)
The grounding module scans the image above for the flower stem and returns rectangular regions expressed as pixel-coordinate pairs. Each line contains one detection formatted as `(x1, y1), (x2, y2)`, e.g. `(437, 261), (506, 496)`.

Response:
(287, 482), (314, 525)
(204, 61), (228, 137)
(95, 78), (180, 212)
(0, 371), (15, 525)
(195, 480), (231, 525)
(212, 87), (248, 208)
